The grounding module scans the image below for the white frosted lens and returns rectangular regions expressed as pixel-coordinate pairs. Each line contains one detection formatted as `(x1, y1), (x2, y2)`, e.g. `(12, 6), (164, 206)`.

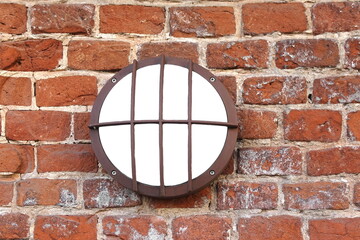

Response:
(99, 125), (132, 179)
(192, 72), (227, 122)
(163, 124), (188, 186)
(135, 124), (160, 186)
(100, 74), (132, 122)
(192, 125), (227, 179)
(135, 65), (160, 120)
(163, 64), (188, 120)
(98, 62), (230, 189)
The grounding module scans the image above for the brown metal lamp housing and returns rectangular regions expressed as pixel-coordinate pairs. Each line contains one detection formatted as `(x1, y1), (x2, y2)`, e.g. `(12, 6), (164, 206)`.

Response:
(89, 56), (237, 198)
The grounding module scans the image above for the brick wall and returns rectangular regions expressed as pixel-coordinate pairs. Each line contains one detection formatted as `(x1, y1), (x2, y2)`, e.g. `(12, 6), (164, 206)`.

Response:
(0, 1), (359, 239)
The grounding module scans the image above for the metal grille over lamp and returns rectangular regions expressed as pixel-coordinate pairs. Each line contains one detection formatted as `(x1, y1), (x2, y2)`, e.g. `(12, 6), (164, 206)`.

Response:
(89, 56), (237, 198)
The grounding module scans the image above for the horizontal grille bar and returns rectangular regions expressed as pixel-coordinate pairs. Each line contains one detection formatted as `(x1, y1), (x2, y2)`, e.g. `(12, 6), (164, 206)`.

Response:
(89, 120), (238, 129)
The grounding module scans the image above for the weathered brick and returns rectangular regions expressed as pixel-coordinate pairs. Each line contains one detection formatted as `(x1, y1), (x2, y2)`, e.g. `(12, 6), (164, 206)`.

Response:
(0, 213), (29, 239)
(243, 3), (307, 35)
(284, 110), (342, 142)
(103, 216), (167, 239)
(17, 178), (77, 207)
(348, 111), (360, 141)
(275, 39), (339, 69)
(283, 182), (349, 210)
(74, 112), (91, 140)
(237, 109), (277, 139)
(68, 40), (130, 71)
(35, 215), (97, 240)
(83, 179), (141, 209)
(0, 39), (62, 71)
(37, 144), (97, 173)
(170, 7), (235, 37)
(0, 76), (31, 106)
(217, 181), (278, 210)
(172, 215), (232, 240)
(0, 4), (27, 34)
(307, 147), (360, 176)
(0, 182), (13, 205)
(0, 144), (34, 173)
(148, 187), (211, 208)
(345, 38), (360, 69)
(309, 218), (360, 240)
(238, 147), (302, 176)
(207, 40), (269, 69)
(313, 76), (360, 104)
(243, 76), (307, 104)
(355, 183), (360, 207)
(217, 75), (237, 104)
(31, 4), (94, 34)
(238, 216), (302, 240)
(36, 76), (97, 107)
(100, 5), (165, 34)
(312, 2), (360, 34)
(6, 111), (71, 141)
(137, 42), (199, 63)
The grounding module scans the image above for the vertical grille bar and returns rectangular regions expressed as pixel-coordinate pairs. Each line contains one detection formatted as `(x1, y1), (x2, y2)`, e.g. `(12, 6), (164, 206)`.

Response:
(159, 55), (165, 196)
(187, 60), (193, 192)
(131, 60), (138, 191)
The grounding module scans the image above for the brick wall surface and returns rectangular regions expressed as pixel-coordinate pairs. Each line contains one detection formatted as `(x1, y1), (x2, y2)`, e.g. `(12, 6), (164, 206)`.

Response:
(0, 0), (359, 239)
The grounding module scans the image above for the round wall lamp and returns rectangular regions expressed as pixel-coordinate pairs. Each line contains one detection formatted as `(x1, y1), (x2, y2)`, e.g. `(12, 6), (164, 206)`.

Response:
(89, 55), (237, 198)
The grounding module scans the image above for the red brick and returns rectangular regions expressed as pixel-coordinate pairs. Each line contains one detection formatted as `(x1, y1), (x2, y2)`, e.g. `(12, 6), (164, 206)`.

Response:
(103, 216), (167, 239)
(170, 7), (235, 38)
(207, 40), (269, 69)
(238, 147), (302, 176)
(149, 187), (211, 208)
(243, 3), (307, 35)
(172, 215), (232, 240)
(0, 144), (34, 173)
(283, 182), (349, 210)
(284, 110), (342, 142)
(83, 179), (141, 209)
(345, 38), (360, 69)
(0, 182), (13, 205)
(0, 213), (29, 239)
(0, 4), (27, 34)
(36, 76), (97, 107)
(355, 183), (360, 207)
(137, 42), (198, 63)
(37, 144), (97, 173)
(348, 111), (360, 141)
(17, 178), (77, 207)
(6, 111), (71, 141)
(217, 75), (237, 104)
(74, 112), (91, 140)
(0, 76), (31, 106)
(275, 39), (339, 69)
(237, 109), (277, 139)
(100, 5), (165, 34)
(307, 147), (360, 176)
(31, 4), (94, 34)
(312, 2), (360, 34)
(313, 76), (360, 104)
(0, 39), (62, 71)
(243, 76), (307, 104)
(68, 40), (130, 71)
(217, 181), (278, 210)
(309, 218), (360, 240)
(238, 216), (302, 240)
(35, 215), (97, 240)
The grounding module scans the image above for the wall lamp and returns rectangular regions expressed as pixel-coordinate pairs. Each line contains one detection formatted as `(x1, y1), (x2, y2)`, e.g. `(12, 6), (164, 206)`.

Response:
(89, 55), (237, 198)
